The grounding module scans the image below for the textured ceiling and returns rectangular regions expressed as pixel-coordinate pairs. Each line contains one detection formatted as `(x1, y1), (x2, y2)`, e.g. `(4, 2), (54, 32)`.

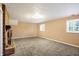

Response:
(5, 3), (79, 23)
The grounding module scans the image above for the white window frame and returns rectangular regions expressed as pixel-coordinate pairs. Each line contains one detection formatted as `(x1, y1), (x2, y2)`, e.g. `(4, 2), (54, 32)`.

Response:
(66, 19), (79, 33)
(40, 24), (45, 32)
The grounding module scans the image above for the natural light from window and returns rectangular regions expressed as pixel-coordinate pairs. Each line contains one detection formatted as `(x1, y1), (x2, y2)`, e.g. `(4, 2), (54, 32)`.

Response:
(66, 19), (79, 33)
(40, 24), (45, 32)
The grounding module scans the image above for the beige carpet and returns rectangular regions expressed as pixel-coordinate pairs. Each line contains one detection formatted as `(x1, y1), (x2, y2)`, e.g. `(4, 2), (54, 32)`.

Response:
(11, 37), (79, 56)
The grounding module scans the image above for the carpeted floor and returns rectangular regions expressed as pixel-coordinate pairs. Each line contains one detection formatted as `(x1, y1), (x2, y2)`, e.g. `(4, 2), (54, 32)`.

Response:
(11, 37), (79, 56)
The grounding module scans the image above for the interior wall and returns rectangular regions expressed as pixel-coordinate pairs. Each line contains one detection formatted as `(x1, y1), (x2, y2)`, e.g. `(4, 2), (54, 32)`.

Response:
(38, 15), (79, 46)
(12, 21), (38, 39)
(0, 4), (1, 7)
(5, 5), (9, 25)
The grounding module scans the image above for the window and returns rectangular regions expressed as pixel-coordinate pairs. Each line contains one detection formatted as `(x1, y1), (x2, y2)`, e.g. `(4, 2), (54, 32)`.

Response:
(40, 24), (45, 32)
(66, 19), (79, 33)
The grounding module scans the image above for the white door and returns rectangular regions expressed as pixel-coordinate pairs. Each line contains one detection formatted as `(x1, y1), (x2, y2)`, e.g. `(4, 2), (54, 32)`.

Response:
(0, 7), (3, 56)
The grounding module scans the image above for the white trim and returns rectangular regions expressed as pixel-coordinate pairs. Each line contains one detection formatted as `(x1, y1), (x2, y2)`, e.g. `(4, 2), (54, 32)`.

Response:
(0, 7), (3, 56)
(0, 7), (3, 13)
(66, 19), (79, 33)
(68, 19), (79, 22)
(12, 36), (38, 39)
(40, 36), (79, 48)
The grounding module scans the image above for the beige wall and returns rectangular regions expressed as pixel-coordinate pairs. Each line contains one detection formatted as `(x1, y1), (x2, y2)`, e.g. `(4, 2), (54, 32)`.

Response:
(0, 4), (2, 7)
(5, 5), (9, 25)
(38, 15), (79, 46)
(12, 21), (38, 39)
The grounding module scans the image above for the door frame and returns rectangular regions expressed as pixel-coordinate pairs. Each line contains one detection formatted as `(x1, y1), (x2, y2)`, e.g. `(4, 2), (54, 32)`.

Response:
(0, 5), (3, 56)
(2, 4), (6, 56)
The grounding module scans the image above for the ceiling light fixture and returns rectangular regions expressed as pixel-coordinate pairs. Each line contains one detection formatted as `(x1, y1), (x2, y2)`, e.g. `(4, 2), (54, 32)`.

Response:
(32, 12), (45, 19)
(27, 12), (45, 19)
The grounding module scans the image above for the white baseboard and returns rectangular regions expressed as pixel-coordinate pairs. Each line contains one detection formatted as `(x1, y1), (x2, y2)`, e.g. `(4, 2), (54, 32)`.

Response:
(12, 36), (79, 48)
(40, 36), (79, 48)
(12, 36), (38, 39)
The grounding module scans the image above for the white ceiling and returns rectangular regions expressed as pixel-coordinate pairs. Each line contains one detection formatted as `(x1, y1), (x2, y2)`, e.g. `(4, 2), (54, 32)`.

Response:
(5, 3), (79, 23)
